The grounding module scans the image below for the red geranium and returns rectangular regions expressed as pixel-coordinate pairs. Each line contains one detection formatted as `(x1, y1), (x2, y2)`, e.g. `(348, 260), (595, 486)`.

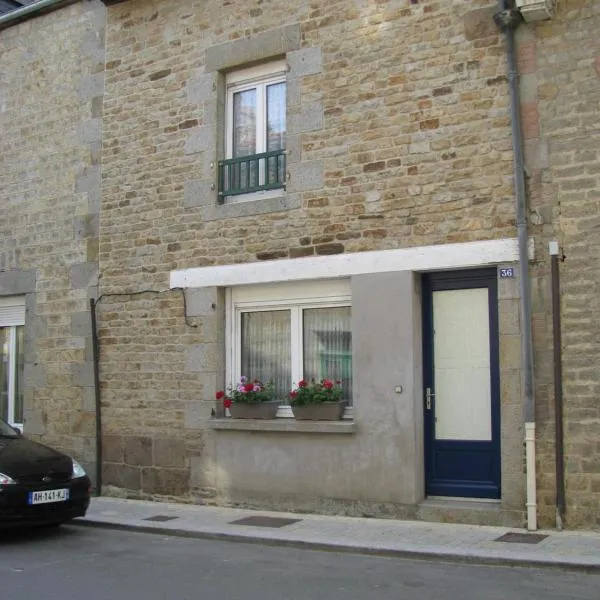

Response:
(223, 399), (232, 409)
(215, 391), (225, 400)
(243, 382), (254, 393)
(289, 378), (343, 406)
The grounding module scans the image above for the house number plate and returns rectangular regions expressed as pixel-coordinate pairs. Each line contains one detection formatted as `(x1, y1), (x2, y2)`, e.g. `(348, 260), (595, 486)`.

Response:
(500, 268), (515, 278)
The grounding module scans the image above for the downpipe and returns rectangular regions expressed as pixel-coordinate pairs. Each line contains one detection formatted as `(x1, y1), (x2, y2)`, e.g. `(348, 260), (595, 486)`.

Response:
(550, 241), (565, 530)
(494, 2), (538, 531)
(525, 422), (537, 530)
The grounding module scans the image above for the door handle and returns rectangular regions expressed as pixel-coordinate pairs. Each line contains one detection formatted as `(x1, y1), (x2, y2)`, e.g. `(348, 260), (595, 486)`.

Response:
(425, 387), (435, 410)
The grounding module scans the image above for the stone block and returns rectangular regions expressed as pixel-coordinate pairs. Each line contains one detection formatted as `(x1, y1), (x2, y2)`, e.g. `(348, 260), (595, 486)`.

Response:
(153, 437), (186, 468)
(75, 165), (102, 197)
(103, 435), (124, 463)
(124, 436), (153, 467)
(79, 73), (105, 100)
(184, 287), (219, 317)
(185, 401), (211, 429)
(500, 335), (521, 370)
(103, 463), (141, 490)
(185, 343), (219, 373)
(23, 363), (46, 389)
(0, 269), (36, 296)
(77, 119), (102, 144)
(498, 299), (520, 335)
(70, 261), (99, 289)
(287, 47), (323, 78)
(288, 101), (323, 134)
(463, 7), (498, 41)
(287, 161), (324, 193)
(74, 214), (99, 241)
(71, 311), (92, 337)
(141, 467), (190, 496)
(202, 193), (300, 221)
(186, 72), (216, 104)
(184, 179), (215, 208)
(82, 386), (96, 413)
(72, 413), (96, 436)
(184, 126), (215, 155)
(204, 24), (301, 72)
(71, 362), (95, 387)
(23, 408), (46, 436)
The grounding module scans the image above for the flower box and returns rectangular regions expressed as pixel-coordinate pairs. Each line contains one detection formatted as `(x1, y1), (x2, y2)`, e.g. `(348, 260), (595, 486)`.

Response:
(291, 401), (346, 421)
(229, 400), (280, 420)
(216, 377), (278, 419)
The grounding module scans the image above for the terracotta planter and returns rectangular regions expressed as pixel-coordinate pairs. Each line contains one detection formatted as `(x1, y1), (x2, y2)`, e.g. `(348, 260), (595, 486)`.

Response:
(291, 401), (347, 421)
(229, 400), (279, 420)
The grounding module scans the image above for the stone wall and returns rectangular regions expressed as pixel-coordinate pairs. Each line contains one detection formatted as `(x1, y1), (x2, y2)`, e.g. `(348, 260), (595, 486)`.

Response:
(0, 1), (106, 479)
(526, 1), (600, 528)
(96, 0), (539, 508)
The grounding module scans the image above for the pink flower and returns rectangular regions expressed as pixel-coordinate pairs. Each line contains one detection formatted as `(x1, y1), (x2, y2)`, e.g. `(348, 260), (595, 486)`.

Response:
(298, 380), (307, 388)
(289, 390), (298, 398)
(253, 384), (262, 392)
(322, 379), (334, 390)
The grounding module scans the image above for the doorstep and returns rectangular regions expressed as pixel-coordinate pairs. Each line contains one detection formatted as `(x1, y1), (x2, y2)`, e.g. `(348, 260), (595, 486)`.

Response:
(418, 497), (525, 528)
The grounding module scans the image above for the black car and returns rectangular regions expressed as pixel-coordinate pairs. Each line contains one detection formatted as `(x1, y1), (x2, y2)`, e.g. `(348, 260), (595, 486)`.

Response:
(0, 418), (91, 528)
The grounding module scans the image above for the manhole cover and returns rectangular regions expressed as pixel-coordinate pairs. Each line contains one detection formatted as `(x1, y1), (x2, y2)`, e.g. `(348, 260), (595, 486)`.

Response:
(495, 532), (548, 544)
(229, 516), (301, 528)
(143, 515), (179, 522)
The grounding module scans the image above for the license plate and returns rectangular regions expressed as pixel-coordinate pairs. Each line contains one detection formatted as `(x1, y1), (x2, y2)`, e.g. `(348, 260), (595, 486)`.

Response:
(28, 489), (69, 505)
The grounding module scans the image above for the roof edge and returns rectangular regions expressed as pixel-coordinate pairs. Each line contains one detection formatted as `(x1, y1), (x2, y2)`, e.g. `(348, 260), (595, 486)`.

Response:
(0, 0), (81, 31)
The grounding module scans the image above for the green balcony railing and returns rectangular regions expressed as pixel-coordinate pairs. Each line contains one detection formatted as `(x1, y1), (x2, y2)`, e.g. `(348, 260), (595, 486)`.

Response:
(218, 149), (286, 202)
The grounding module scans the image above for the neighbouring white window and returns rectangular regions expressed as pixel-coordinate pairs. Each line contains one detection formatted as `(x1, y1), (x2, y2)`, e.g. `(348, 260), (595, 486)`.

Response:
(0, 297), (25, 428)
(219, 60), (287, 202)
(228, 280), (352, 410)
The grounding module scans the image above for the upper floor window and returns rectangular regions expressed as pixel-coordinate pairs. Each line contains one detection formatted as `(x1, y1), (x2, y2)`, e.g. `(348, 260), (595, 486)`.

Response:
(0, 297), (25, 429)
(219, 60), (287, 202)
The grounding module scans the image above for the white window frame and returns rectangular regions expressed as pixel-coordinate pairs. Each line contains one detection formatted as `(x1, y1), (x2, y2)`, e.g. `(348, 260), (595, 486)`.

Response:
(0, 296), (25, 430)
(224, 60), (287, 203)
(226, 280), (352, 417)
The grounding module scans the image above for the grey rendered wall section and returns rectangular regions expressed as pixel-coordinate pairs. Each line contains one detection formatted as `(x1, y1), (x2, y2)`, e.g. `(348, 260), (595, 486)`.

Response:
(195, 272), (424, 512)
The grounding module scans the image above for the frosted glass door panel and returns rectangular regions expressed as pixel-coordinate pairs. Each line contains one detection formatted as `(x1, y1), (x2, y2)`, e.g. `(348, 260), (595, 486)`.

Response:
(433, 288), (491, 441)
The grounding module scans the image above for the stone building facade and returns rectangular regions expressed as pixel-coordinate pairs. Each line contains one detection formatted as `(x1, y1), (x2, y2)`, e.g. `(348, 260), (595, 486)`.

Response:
(1, 0), (599, 529)
(0, 0), (105, 477)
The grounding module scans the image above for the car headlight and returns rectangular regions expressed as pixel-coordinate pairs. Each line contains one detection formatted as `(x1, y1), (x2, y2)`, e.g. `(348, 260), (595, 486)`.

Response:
(0, 472), (16, 485)
(71, 460), (86, 479)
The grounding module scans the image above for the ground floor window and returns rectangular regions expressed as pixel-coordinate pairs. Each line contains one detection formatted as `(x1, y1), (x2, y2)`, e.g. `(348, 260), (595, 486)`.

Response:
(229, 280), (352, 406)
(0, 297), (25, 427)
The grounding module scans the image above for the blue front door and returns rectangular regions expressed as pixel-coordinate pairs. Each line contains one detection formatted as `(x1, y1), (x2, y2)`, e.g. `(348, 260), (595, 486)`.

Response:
(423, 269), (501, 499)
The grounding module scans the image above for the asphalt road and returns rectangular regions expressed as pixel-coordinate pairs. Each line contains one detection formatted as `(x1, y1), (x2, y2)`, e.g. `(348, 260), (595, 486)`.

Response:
(1, 524), (599, 600)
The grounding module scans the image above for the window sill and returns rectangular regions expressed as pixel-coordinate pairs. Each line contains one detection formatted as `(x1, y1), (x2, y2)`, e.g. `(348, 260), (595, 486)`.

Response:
(202, 193), (299, 221)
(209, 418), (356, 434)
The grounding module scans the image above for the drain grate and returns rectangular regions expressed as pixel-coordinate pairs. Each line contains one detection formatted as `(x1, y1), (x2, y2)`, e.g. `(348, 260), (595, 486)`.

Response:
(495, 532), (548, 544)
(229, 516), (302, 528)
(143, 515), (179, 522)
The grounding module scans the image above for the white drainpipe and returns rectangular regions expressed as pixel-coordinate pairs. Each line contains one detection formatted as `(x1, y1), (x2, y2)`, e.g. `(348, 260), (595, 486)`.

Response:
(525, 422), (537, 530)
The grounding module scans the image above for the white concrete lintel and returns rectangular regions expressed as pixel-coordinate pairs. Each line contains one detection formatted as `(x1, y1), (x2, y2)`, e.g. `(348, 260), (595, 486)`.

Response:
(170, 238), (534, 289)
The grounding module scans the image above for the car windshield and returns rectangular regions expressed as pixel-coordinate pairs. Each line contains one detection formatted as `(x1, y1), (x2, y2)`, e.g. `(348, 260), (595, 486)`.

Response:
(0, 419), (19, 438)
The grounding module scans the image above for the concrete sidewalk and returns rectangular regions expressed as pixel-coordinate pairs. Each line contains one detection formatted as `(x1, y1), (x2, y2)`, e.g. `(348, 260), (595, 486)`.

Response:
(75, 497), (600, 572)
